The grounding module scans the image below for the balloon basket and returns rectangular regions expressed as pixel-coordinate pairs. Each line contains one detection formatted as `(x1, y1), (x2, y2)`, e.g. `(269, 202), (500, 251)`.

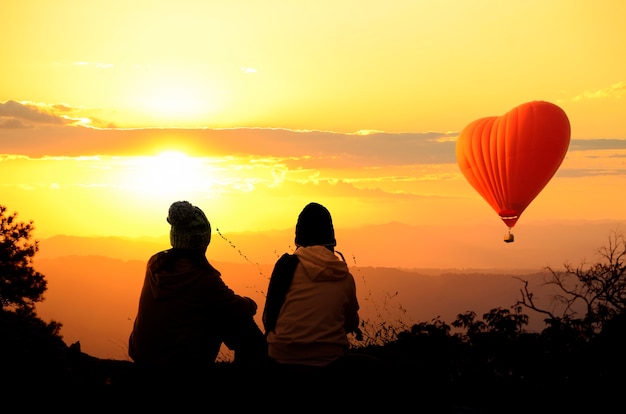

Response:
(503, 231), (514, 243)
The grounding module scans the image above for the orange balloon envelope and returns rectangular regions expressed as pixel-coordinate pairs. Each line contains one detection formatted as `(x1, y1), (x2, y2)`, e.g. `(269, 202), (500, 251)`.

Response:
(456, 101), (571, 234)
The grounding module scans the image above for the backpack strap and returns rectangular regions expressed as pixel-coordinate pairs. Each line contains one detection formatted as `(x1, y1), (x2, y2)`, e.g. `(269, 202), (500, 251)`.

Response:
(262, 253), (299, 335)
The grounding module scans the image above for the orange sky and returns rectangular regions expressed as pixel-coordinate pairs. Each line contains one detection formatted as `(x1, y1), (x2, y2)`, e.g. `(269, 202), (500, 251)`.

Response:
(3, 1), (626, 360)
(2, 1), (625, 134)
(1, 0), (625, 245)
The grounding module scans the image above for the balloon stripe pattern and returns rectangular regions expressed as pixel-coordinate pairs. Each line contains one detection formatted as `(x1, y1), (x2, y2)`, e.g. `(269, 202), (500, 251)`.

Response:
(456, 101), (571, 229)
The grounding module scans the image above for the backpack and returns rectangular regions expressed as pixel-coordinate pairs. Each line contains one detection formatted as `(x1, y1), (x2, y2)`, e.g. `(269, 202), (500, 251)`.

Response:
(262, 253), (299, 335)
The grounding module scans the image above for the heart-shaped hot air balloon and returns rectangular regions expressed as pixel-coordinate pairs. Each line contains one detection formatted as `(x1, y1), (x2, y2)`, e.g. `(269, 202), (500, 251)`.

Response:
(456, 101), (571, 242)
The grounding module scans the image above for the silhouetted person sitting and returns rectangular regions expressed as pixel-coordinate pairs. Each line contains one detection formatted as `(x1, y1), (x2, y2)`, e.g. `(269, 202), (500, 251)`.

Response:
(263, 202), (366, 384)
(128, 201), (266, 390)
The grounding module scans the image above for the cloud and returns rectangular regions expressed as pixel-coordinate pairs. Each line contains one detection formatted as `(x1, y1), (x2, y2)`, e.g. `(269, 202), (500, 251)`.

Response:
(2, 116), (626, 182)
(0, 100), (112, 131)
(0, 154), (28, 162)
(572, 81), (625, 101)
(568, 138), (626, 151)
(556, 168), (626, 178)
(73, 61), (114, 69)
(0, 100), (69, 128)
(0, 122), (461, 163)
(0, 117), (30, 129)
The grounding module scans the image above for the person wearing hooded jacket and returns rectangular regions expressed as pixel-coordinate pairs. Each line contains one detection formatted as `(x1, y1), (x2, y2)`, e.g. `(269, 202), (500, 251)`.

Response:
(128, 200), (266, 387)
(262, 202), (361, 373)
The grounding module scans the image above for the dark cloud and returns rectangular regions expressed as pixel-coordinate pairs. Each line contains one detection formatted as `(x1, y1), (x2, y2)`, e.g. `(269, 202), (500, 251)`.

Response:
(0, 117), (30, 129)
(568, 139), (626, 151)
(1, 112), (625, 172)
(0, 124), (461, 163)
(556, 168), (626, 178)
(0, 100), (67, 127)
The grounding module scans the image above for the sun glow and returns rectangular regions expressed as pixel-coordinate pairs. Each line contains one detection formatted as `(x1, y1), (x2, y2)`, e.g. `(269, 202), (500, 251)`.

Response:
(123, 151), (211, 199)
(143, 85), (204, 116)
(127, 70), (223, 126)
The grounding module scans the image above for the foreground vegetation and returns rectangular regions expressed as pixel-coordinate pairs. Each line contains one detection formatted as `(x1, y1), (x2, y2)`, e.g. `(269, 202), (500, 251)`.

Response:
(2, 205), (624, 411)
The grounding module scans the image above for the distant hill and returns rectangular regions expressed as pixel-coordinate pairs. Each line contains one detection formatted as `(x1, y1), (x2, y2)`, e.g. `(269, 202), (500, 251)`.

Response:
(37, 235), (168, 262)
(33, 220), (621, 359)
(34, 254), (551, 360)
(37, 219), (625, 269)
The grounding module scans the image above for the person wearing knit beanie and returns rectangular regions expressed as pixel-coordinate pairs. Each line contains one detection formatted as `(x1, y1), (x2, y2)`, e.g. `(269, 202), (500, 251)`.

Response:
(167, 200), (211, 250)
(128, 200), (267, 382)
(295, 202), (336, 248)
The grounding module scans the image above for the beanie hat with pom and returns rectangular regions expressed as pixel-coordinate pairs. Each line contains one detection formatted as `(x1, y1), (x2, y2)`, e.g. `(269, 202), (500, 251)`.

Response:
(167, 201), (211, 250)
(295, 202), (336, 247)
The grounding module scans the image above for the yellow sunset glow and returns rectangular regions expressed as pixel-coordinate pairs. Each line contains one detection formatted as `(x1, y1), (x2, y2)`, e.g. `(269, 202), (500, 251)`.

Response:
(5, 0), (626, 370)
(126, 70), (227, 127)
(0, 0), (625, 239)
(0, 1), (622, 134)
(123, 151), (207, 195)
(141, 86), (206, 119)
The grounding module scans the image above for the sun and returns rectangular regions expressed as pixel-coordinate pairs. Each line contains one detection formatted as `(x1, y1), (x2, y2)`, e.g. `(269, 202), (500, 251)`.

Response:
(123, 151), (212, 200)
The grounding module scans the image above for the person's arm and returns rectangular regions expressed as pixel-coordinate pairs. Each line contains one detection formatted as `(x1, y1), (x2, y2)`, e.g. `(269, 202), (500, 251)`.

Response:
(208, 275), (258, 317)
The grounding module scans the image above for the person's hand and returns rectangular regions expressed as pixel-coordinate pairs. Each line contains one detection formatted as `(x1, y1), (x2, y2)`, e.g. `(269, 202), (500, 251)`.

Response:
(246, 297), (258, 314)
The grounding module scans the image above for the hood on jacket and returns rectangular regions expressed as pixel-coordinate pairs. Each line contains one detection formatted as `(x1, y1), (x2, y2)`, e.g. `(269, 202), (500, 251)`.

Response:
(294, 245), (350, 282)
(146, 250), (219, 299)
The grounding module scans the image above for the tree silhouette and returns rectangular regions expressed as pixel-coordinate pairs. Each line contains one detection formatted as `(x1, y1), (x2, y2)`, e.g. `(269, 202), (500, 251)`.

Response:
(0, 205), (47, 315)
(515, 228), (626, 336)
(0, 205), (67, 391)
